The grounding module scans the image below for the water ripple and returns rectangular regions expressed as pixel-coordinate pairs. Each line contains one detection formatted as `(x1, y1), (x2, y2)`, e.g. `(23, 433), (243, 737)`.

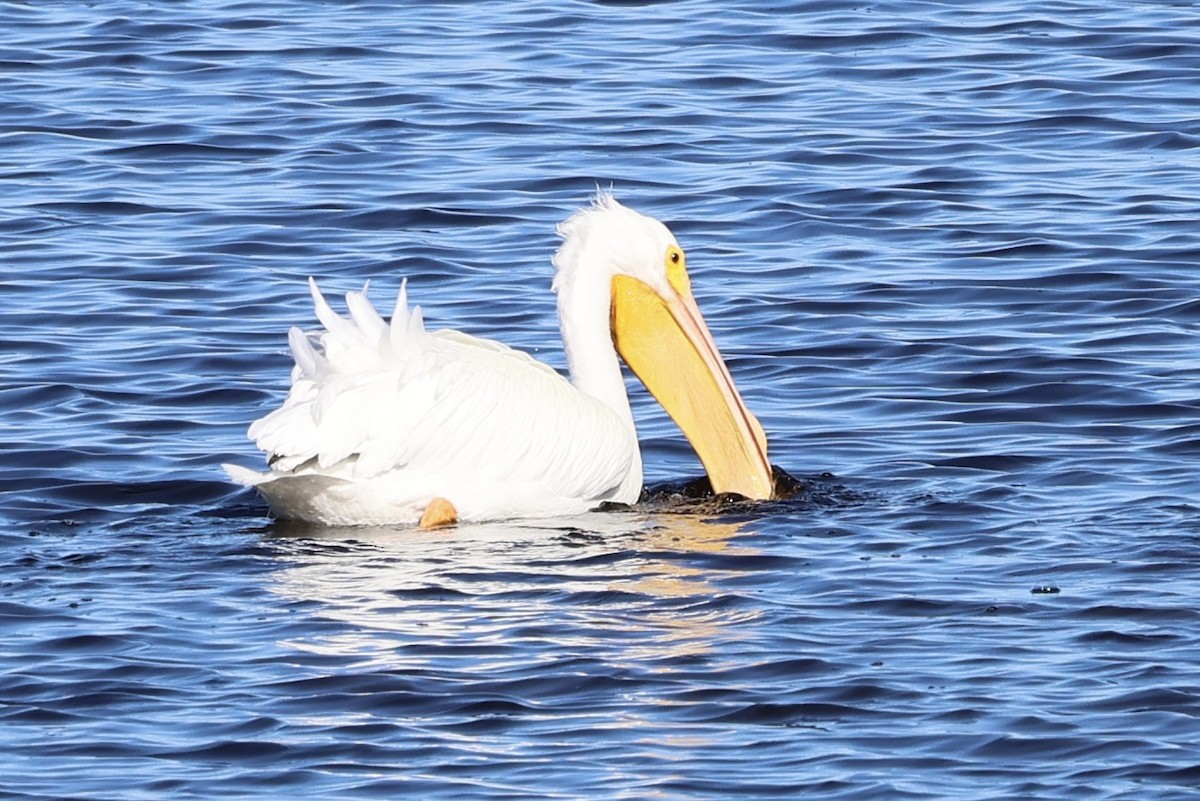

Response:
(3, 1), (1200, 799)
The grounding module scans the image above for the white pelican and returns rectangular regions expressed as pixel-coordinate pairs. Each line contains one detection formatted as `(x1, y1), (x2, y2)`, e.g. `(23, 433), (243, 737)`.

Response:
(225, 193), (772, 526)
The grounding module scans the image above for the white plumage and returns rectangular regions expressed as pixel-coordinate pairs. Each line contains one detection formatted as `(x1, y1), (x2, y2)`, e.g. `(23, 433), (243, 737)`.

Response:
(225, 193), (770, 526)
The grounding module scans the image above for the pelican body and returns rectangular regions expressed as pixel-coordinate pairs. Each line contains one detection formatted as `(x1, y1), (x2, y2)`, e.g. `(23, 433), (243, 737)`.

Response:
(226, 194), (771, 525)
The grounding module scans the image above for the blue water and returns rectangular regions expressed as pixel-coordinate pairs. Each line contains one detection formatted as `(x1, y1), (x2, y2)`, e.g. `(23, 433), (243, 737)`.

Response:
(4, 1), (1200, 798)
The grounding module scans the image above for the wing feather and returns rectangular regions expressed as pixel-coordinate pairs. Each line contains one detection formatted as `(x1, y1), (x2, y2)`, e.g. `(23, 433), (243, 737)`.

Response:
(308, 277), (358, 344)
(248, 280), (634, 504)
(344, 286), (387, 344)
(287, 326), (323, 379)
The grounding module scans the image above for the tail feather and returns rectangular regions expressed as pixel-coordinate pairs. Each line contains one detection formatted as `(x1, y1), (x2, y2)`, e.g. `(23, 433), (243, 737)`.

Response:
(223, 463), (266, 487)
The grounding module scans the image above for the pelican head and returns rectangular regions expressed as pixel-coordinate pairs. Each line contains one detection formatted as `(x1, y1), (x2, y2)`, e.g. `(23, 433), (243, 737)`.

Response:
(552, 193), (773, 500)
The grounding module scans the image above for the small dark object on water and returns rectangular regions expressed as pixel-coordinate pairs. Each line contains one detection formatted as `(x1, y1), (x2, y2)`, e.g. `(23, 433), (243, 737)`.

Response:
(1031, 584), (1061, 594)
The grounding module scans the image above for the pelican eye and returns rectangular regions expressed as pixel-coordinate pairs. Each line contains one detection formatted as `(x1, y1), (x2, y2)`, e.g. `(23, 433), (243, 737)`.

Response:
(664, 244), (690, 294)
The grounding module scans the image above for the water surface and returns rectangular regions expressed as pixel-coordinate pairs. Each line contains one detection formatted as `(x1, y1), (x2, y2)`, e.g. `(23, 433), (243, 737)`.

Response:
(3, 1), (1200, 798)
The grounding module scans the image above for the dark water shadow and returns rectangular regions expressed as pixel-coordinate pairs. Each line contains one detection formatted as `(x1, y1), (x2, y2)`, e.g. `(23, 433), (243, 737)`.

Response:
(626, 465), (877, 517)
